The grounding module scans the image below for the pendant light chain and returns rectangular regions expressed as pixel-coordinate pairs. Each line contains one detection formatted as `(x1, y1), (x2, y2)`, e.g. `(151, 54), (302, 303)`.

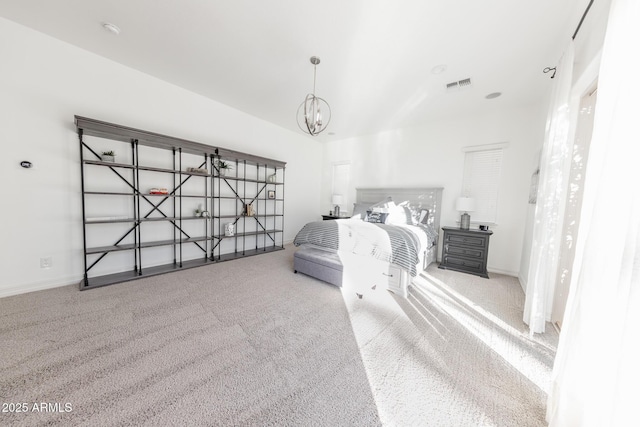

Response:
(313, 63), (317, 95)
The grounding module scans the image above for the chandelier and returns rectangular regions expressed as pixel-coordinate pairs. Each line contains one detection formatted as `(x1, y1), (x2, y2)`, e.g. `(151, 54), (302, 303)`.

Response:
(297, 56), (331, 136)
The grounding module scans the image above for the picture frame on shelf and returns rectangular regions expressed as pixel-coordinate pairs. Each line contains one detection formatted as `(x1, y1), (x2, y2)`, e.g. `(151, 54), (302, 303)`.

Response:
(268, 190), (275, 199)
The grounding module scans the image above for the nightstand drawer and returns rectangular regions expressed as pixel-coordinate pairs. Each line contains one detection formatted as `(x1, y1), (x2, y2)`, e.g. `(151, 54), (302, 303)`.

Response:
(444, 244), (485, 259)
(445, 233), (487, 248)
(442, 255), (484, 273)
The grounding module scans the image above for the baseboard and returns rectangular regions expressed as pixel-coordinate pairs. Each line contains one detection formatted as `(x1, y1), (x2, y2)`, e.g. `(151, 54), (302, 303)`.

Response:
(518, 273), (527, 293)
(1, 246), (298, 299)
(0, 276), (81, 299)
(486, 267), (519, 277)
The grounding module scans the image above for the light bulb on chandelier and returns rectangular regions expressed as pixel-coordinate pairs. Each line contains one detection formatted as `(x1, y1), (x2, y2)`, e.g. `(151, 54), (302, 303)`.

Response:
(297, 56), (331, 136)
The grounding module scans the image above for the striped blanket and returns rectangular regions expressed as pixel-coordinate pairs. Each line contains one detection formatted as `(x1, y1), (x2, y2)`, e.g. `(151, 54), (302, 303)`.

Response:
(293, 219), (435, 276)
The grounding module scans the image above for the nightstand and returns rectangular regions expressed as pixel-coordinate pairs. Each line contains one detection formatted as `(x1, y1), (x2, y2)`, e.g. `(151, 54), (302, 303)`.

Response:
(439, 226), (493, 278)
(321, 214), (348, 221)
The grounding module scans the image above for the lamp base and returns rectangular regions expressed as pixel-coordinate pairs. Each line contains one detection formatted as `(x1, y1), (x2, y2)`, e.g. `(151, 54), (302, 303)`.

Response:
(334, 205), (340, 217)
(460, 213), (470, 230)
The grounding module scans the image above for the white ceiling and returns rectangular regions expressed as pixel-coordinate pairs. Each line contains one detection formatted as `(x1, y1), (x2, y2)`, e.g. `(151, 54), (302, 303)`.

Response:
(0, 0), (585, 141)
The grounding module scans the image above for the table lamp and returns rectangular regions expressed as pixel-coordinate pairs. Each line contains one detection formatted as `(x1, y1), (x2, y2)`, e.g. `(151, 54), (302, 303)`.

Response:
(332, 194), (344, 217)
(456, 196), (475, 230)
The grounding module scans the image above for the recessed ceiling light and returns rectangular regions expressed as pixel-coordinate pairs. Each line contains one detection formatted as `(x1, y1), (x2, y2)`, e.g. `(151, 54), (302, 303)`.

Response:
(431, 64), (447, 75)
(102, 22), (121, 35)
(485, 92), (502, 99)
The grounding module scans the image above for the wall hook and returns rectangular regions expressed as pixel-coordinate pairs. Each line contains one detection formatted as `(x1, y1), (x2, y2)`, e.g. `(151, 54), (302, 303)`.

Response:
(543, 67), (557, 79)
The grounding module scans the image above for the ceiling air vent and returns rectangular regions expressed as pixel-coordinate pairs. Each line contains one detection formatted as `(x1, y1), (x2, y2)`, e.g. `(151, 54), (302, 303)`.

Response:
(458, 78), (472, 88)
(446, 77), (472, 92)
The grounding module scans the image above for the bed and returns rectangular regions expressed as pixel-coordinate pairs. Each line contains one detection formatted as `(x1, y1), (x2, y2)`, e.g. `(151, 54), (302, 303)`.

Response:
(293, 187), (443, 297)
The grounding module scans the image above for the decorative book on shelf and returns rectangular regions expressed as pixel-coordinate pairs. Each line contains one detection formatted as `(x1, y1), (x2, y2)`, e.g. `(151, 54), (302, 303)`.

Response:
(243, 204), (255, 217)
(186, 167), (208, 175)
(149, 188), (168, 195)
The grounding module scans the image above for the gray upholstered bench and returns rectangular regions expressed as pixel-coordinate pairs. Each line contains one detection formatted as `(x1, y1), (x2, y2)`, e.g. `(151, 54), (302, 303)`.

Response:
(293, 246), (343, 287)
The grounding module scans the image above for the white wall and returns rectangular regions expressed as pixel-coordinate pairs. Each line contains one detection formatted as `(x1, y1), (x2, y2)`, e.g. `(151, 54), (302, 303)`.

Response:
(0, 18), (322, 297)
(321, 104), (547, 276)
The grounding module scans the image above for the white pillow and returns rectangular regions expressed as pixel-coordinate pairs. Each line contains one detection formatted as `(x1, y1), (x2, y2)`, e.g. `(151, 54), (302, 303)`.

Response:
(385, 203), (410, 225)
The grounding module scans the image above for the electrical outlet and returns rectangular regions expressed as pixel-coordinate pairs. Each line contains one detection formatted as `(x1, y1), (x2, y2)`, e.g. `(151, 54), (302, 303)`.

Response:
(40, 256), (53, 269)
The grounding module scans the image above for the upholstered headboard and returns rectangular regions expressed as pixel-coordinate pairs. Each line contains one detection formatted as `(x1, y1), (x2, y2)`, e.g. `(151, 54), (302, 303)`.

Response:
(355, 187), (443, 231)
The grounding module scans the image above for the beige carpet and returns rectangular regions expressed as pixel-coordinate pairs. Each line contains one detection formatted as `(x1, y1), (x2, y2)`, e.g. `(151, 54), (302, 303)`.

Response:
(0, 245), (557, 426)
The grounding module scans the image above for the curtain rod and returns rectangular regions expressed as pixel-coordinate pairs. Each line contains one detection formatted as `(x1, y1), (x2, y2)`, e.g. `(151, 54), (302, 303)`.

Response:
(544, 0), (596, 78)
(572, 0), (595, 40)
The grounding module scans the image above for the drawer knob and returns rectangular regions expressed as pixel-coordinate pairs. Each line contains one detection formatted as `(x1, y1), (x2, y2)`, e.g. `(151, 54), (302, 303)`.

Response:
(382, 272), (394, 277)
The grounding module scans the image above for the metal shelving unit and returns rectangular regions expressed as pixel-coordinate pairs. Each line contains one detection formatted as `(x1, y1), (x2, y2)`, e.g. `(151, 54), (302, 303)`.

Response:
(76, 116), (286, 290)
(210, 157), (285, 262)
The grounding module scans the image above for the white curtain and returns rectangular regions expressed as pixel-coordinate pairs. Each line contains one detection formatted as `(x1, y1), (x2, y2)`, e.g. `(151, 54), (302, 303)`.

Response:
(523, 41), (575, 334)
(548, 0), (640, 424)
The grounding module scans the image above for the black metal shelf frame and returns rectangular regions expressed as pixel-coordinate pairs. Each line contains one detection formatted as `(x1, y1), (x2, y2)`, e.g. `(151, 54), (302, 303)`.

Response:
(76, 115), (286, 290)
(210, 156), (285, 262)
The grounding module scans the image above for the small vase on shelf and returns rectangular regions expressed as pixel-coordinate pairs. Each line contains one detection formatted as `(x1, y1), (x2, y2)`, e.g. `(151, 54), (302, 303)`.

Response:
(101, 151), (115, 162)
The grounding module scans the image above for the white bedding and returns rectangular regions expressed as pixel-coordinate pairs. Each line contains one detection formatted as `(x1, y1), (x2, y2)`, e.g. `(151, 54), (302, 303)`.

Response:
(293, 218), (435, 276)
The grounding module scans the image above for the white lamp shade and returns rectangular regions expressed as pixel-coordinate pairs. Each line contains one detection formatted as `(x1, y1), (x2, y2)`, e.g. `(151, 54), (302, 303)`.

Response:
(456, 196), (476, 212)
(332, 194), (344, 205)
